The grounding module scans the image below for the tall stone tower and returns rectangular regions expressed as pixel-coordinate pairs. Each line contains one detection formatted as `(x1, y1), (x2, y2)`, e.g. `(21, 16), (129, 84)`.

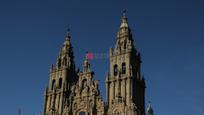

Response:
(106, 12), (146, 115)
(43, 31), (77, 115)
(43, 31), (104, 115)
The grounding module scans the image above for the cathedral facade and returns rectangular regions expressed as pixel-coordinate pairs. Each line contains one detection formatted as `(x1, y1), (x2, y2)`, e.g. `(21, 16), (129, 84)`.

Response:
(42, 12), (154, 115)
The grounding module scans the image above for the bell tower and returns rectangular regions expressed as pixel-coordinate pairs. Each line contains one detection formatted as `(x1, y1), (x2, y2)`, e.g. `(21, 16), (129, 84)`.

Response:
(106, 11), (146, 115)
(43, 30), (77, 115)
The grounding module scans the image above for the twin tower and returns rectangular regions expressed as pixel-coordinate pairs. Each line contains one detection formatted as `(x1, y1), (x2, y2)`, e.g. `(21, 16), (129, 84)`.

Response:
(43, 12), (154, 115)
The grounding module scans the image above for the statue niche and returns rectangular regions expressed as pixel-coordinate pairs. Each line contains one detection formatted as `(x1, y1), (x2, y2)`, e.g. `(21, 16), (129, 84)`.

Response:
(81, 79), (89, 96)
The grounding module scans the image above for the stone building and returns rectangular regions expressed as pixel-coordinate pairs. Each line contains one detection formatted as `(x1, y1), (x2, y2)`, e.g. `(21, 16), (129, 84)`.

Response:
(42, 12), (154, 115)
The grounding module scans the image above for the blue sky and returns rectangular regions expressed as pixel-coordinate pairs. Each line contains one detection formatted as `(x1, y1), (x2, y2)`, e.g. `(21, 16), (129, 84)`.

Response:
(0, 0), (204, 114)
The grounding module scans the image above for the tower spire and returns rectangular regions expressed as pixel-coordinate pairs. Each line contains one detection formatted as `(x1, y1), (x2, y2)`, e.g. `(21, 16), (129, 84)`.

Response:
(44, 29), (78, 115)
(122, 9), (126, 16)
(107, 12), (145, 115)
(56, 29), (75, 70)
(120, 10), (129, 28)
(63, 28), (71, 46)
(65, 28), (71, 40)
(83, 57), (91, 72)
(147, 102), (154, 115)
(114, 10), (135, 53)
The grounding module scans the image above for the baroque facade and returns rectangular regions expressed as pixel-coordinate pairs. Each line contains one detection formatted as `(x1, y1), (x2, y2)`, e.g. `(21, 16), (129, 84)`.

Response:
(43, 12), (154, 115)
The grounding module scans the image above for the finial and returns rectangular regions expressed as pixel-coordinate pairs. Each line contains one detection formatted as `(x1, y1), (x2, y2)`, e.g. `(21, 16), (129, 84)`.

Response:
(65, 27), (71, 40)
(120, 10), (128, 28)
(122, 9), (126, 17)
(85, 51), (89, 59)
(83, 54), (91, 72)
(17, 108), (21, 115)
(147, 101), (152, 109)
(67, 27), (71, 33)
(63, 27), (72, 47)
(147, 101), (154, 115)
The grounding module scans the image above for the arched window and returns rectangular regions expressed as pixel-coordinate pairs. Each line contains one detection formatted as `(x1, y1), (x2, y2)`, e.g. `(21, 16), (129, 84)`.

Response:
(59, 78), (62, 88)
(124, 40), (127, 49)
(116, 112), (120, 115)
(122, 63), (126, 74)
(63, 57), (67, 66)
(79, 111), (86, 115)
(51, 79), (56, 90)
(114, 111), (120, 115)
(114, 64), (118, 76)
(58, 58), (61, 68)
